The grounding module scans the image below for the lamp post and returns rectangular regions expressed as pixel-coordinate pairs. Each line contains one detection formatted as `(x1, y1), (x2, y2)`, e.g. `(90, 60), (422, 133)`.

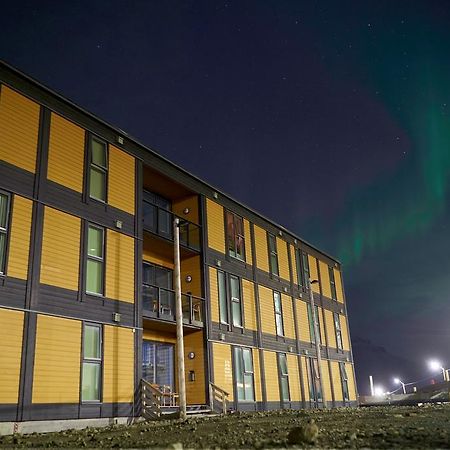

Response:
(394, 377), (406, 394)
(308, 278), (325, 407)
(429, 360), (448, 382)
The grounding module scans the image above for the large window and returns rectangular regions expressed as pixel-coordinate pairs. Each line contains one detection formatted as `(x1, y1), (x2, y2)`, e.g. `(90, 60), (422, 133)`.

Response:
(142, 262), (173, 314)
(81, 323), (102, 402)
(217, 271), (243, 329)
(273, 291), (284, 336)
(89, 137), (108, 202)
(307, 304), (322, 344)
(306, 357), (323, 404)
(217, 270), (229, 325)
(0, 193), (10, 275)
(142, 340), (175, 390)
(334, 313), (343, 350)
(143, 190), (172, 237)
(329, 266), (337, 300)
(233, 347), (255, 402)
(226, 211), (245, 261)
(302, 251), (310, 287)
(268, 233), (279, 276)
(278, 353), (290, 402)
(339, 362), (350, 402)
(230, 275), (243, 328)
(86, 225), (105, 295)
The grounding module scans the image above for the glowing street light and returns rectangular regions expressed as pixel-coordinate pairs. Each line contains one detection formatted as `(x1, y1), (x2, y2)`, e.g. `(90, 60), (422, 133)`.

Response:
(428, 360), (448, 382)
(394, 377), (406, 394)
(373, 386), (385, 397)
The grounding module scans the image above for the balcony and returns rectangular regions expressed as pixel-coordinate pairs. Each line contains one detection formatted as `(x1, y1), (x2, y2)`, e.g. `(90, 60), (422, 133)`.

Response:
(143, 199), (201, 252)
(143, 283), (204, 327)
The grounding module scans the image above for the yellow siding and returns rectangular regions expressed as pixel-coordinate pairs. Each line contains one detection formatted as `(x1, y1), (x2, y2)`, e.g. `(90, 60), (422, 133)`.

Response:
(103, 325), (134, 403)
(8, 195), (32, 280)
(40, 207), (80, 291)
(33, 315), (81, 403)
(109, 145), (135, 215)
(47, 113), (85, 192)
(209, 267), (220, 323)
(206, 199), (225, 254)
(244, 219), (252, 265)
(143, 239), (174, 269)
(340, 314), (350, 351)
(173, 195), (199, 225)
(181, 255), (202, 297)
(318, 307), (326, 345)
(252, 348), (262, 402)
(346, 363), (357, 400)
(321, 361), (332, 403)
(331, 361), (343, 401)
(300, 356), (310, 401)
(185, 331), (206, 404)
(264, 351), (279, 402)
(258, 285), (276, 335)
(0, 85), (39, 173)
(319, 261), (332, 298)
(334, 268), (345, 303)
(0, 309), (24, 403)
(106, 230), (135, 303)
(308, 255), (320, 293)
(282, 294), (295, 339)
(212, 342), (233, 401)
(287, 354), (300, 402)
(143, 329), (176, 344)
(297, 300), (310, 343)
(243, 279), (257, 330)
(277, 238), (290, 281)
(290, 245), (298, 285)
(254, 225), (269, 272)
(325, 310), (337, 349)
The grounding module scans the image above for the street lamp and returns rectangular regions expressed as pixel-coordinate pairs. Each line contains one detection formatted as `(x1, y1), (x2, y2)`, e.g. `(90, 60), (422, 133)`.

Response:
(428, 360), (448, 382)
(373, 386), (385, 397)
(394, 377), (406, 394)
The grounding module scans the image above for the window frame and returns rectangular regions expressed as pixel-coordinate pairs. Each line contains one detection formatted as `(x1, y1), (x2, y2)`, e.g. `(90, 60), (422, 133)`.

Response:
(230, 274), (243, 329)
(334, 312), (343, 351)
(217, 269), (229, 326)
(273, 290), (284, 337)
(277, 352), (290, 402)
(225, 210), (246, 262)
(0, 191), (11, 276)
(339, 362), (350, 402)
(81, 322), (103, 403)
(233, 346), (255, 403)
(307, 304), (322, 344)
(88, 135), (109, 204)
(267, 233), (279, 276)
(217, 271), (244, 331)
(301, 251), (310, 288)
(329, 266), (337, 300)
(306, 357), (323, 404)
(85, 223), (106, 297)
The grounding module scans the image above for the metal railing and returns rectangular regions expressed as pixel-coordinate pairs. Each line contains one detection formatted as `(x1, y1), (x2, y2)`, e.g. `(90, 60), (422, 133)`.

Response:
(143, 200), (201, 251)
(143, 284), (204, 326)
(209, 382), (230, 415)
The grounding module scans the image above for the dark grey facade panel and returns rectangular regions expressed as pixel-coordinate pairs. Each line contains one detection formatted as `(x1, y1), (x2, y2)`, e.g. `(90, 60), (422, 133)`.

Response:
(0, 405), (18, 422)
(0, 277), (27, 309)
(206, 248), (254, 281)
(211, 322), (258, 347)
(0, 161), (34, 199)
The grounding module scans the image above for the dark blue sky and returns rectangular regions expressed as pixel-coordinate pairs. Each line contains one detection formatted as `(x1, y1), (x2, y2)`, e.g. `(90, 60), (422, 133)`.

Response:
(2, 0), (450, 388)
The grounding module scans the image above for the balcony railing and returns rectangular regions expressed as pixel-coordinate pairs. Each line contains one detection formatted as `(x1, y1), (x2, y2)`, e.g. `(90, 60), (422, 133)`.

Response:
(143, 200), (201, 252)
(143, 283), (204, 327)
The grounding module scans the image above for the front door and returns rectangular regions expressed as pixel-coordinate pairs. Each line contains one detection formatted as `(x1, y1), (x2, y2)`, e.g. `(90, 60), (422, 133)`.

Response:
(142, 340), (175, 391)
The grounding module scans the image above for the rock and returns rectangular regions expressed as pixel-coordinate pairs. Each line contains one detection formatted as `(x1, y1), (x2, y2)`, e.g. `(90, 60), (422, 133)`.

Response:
(167, 442), (183, 449)
(287, 419), (319, 445)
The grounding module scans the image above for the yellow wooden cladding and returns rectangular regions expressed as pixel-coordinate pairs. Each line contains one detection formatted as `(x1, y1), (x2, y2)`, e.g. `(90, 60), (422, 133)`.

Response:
(287, 354), (301, 402)
(0, 85), (39, 173)
(8, 195), (32, 280)
(318, 307), (326, 345)
(252, 348), (262, 402)
(264, 351), (279, 401)
(340, 314), (350, 351)
(103, 325), (134, 403)
(212, 343), (233, 401)
(209, 267), (220, 323)
(181, 255), (202, 297)
(331, 361), (343, 401)
(334, 268), (344, 303)
(319, 261), (332, 299)
(346, 363), (357, 400)
(290, 245), (298, 285)
(254, 225), (269, 272)
(244, 219), (252, 265)
(281, 294), (295, 339)
(277, 237), (290, 281)
(242, 279), (257, 330)
(308, 255), (320, 293)
(0, 309), (24, 403)
(173, 195), (199, 225)
(143, 329), (176, 344)
(106, 230), (135, 303)
(300, 356), (310, 401)
(206, 199), (225, 254)
(33, 315), (81, 403)
(324, 309), (337, 349)
(40, 207), (80, 291)
(185, 331), (206, 404)
(109, 145), (135, 215)
(321, 361), (332, 402)
(297, 300), (311, 343)
(47, 113), (85, 192)
(258, 285), (276, 335)
(143, 239), (174, 269)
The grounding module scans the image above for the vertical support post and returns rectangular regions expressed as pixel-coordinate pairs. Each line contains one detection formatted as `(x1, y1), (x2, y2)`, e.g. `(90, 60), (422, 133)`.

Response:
(369, 375), (374, 396)
(174, 218), (187, 419)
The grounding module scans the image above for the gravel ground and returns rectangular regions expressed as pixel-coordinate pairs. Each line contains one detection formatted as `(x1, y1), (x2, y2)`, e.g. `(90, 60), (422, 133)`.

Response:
(1, 404), (450, 448)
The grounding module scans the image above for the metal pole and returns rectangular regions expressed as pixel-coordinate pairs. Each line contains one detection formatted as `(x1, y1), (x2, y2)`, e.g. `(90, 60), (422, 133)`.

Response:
(369, 375), (374, 396)
(308, 279), (325, 407)
(174, 218), (187, 419)
(401, 382), (406, 394)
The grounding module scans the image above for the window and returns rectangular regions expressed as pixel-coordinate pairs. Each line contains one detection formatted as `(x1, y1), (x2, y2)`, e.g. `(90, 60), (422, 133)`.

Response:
(217, 270), (229, 325)
(307, 304), (322, 344)
(273, 291), (284, 336)
(86, 225), (105, 295)
(217, 271), (243, 329)
(278, 353), (290, 402)
(81, 324), (102, 402)
(0, 192), (10, 275)
(302, 251), (310, 287)
(268, 233), (279, 276)
(233, 347), (255, 402)
(230, 275), (243, 328)
(143, 190), (172, 237)
(142, 262), (174, 313)
(334, 313), (343, 350)
(329, 266), (337, 300)
(306, 357), (323, 403)
(89, 137), (108, 202)
(339, 362), (350, 402)
(226, 211), (245, 261)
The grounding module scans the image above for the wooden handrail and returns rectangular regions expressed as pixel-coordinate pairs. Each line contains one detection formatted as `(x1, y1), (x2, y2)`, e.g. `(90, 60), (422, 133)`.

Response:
(209, 382), (230, 415)
(141, 379), (179, 419)
(210, 382), (230, 397)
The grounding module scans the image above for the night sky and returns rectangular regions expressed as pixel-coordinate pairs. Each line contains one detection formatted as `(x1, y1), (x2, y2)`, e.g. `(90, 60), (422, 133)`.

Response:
(2, 0), (450, 390)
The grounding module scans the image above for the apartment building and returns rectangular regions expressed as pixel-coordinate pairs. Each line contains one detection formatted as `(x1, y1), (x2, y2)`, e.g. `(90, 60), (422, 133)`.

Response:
(0, 60), (357, 427)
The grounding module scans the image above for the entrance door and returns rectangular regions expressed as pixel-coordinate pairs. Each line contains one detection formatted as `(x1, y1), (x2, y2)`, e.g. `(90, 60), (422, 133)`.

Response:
(142, 340), (175, 391)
